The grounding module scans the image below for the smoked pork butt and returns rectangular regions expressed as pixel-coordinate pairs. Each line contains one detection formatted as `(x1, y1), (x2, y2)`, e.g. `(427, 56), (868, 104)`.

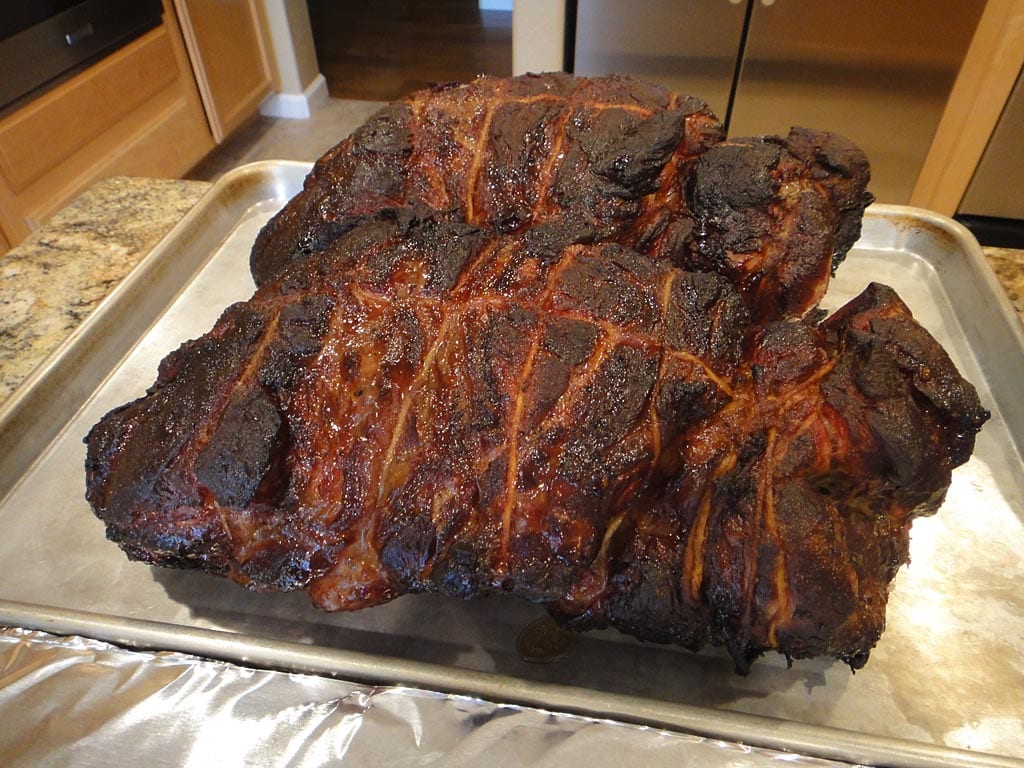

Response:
(84, 74), (987, 672)
(250, 72), (872, 323)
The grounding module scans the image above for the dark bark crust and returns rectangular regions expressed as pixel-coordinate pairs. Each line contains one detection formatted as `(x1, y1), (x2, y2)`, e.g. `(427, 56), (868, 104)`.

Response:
(85, 75), (986, 674)
(249, 73), (870, 323)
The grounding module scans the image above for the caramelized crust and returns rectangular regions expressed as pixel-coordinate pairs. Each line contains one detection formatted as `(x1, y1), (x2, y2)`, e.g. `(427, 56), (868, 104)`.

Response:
(84, 75), (983, 673)
(85, 209), (987, 672)
(249, 74), (870, 322)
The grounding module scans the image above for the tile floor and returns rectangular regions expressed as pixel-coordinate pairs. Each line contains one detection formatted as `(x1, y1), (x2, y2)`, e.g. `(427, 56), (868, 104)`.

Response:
(186, 98), (387, 182)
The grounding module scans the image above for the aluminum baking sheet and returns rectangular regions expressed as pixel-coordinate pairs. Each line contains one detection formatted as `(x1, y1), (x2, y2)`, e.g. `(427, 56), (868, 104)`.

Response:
(1, 162), (1022, 768)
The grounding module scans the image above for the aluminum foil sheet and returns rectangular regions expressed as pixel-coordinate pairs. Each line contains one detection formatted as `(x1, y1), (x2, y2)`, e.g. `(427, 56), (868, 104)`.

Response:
(0, 628), (859, 767)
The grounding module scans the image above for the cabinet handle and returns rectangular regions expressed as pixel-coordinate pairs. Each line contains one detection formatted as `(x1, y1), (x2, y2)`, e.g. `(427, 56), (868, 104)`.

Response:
(64, 23), (95, 47)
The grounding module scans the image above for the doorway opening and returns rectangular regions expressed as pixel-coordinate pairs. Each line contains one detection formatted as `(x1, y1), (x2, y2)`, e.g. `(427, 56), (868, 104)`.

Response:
(307, 0), (513, 102)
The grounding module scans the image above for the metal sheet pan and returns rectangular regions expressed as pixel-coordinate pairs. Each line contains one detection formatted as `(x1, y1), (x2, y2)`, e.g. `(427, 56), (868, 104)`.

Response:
(1, 162), (1022, 767)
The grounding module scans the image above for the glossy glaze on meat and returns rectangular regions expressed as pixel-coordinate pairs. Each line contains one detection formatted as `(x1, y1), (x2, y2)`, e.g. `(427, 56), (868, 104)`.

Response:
(85, 201), (987, 672)
(249, 73), (871, 322)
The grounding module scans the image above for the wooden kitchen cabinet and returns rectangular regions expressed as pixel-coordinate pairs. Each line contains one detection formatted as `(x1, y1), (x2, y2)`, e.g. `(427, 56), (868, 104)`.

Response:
(0, 0), (277, 254)
(911, 0), (1024, 217)
(0, 0), (215, 251)
(173, 0), (273, 142)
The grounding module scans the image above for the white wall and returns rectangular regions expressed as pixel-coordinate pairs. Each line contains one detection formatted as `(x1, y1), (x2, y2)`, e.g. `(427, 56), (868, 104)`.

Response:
(258, 0), (327, 118)
(512, 0), (567, 75)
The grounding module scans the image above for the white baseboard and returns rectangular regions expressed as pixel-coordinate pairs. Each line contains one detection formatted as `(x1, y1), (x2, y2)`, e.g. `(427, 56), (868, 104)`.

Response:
(259, 74), (329, 120)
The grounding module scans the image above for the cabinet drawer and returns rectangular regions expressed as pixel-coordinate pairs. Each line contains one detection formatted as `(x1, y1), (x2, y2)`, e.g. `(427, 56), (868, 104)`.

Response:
(0, 26), (178, 193)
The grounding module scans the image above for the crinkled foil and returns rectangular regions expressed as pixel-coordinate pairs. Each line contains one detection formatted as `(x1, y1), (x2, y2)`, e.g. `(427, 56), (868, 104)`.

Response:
(0, 628), (859, 767)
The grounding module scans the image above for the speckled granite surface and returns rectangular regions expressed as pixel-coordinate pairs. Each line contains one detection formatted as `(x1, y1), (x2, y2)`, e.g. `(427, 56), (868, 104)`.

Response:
(0, 177), (210, 402)
(983, 247), (1024, 320)
(1, 177), (1022, 407)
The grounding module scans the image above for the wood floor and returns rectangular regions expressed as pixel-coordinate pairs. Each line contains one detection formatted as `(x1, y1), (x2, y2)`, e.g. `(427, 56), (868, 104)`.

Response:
(307, 0), (513, 102)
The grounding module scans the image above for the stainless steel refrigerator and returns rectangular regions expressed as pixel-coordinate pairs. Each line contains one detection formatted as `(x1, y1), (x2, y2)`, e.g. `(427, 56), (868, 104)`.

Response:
(573, 0), (985, 205)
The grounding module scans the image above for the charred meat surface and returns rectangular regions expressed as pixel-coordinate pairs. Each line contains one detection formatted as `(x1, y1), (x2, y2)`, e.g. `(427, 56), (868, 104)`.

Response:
(554, 283), (988, 671)
(249, 73), (871, 322)
(85, 74), (984, 673)
(684, 128), (873, 322)
(85, 197), (988, 671)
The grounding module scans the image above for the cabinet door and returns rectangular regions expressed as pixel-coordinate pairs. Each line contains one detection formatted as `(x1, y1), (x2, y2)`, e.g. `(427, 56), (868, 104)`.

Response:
(174, 0), (273, 142)
(728, 0), (985, 204)
(0, 4), (215, 249)
(573, 0), (747, 121)
(959, 66), (1024, 219)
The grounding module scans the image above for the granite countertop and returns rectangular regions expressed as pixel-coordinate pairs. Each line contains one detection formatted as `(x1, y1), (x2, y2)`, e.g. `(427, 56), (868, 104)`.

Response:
(985, 247), (1024, 315)
(1, 176), (1023, 407)
(0, 177), (209, 402)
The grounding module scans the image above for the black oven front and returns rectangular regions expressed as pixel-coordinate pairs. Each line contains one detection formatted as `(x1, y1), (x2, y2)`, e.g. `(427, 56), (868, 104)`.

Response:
(0, 0), (164, 112)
